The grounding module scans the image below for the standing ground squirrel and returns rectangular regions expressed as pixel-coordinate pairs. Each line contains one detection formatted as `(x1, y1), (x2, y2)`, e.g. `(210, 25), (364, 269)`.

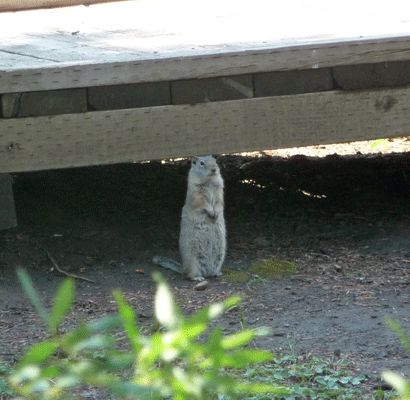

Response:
(180, 155), (226, 281)
(153, 156), (226, 281)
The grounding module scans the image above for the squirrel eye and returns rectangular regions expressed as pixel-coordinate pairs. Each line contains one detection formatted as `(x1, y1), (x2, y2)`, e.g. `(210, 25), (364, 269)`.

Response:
(200, 161), (205, 166)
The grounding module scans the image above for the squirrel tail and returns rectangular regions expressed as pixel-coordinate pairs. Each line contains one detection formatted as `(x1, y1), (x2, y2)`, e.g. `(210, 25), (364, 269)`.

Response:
(152, 255), (181, 274)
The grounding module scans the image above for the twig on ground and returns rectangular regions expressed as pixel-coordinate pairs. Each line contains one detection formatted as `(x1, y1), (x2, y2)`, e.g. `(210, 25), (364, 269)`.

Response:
(45, 250), (96, 283)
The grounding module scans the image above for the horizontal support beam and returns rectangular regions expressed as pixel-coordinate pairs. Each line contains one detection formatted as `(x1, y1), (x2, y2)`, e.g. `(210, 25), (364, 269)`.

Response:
(0, 87), (409, 173)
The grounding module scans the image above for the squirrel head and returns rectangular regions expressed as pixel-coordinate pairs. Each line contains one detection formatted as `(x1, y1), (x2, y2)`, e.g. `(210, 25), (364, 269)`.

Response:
(189, 156), (222, 185)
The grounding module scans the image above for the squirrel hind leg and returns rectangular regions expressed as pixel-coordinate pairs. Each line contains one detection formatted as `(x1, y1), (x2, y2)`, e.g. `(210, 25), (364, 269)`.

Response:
(212, 252), (225, 277)
(182, 257), (204, 281)
(192, 276), (206, 282)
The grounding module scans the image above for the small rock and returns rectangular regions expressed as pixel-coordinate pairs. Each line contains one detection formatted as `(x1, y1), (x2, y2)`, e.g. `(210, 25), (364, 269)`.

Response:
(194, 280), (209, 291)
(334, 349), (341, 357)
(334, 264), (343, 273)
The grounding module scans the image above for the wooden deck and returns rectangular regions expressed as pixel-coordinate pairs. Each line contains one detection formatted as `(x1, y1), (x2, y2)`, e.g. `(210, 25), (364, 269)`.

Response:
(2, 0), (410, 174)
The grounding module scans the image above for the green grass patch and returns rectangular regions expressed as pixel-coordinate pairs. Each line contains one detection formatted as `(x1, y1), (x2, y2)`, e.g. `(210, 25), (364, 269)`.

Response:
(221, 354), (397, 400)
(222, 260), (296, 283)
(249, 259), (296, 279)
(221, 271), (251, 283)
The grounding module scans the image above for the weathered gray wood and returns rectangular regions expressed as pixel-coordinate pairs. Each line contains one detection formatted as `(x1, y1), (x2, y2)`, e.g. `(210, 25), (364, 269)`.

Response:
(88, 82), (170, 111)
(1, 93), (20, 118)
(2, 1), (410, 93)
(0, 174), (17, 230)
(333, 61), (410, 90)
(0, 0), (129, 12)
(3, 38), (410, 94)
(17, 89), (87, 117)
(1, 87), (409, 173)
(254, 69), (333, 97)
(171, 75), (253, 105)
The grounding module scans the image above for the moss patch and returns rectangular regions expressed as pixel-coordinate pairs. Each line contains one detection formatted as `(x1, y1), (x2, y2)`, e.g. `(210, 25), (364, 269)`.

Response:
(222, 260), (296, 283)
(249, 259), (296, 279)
(220, 271), (250, 283)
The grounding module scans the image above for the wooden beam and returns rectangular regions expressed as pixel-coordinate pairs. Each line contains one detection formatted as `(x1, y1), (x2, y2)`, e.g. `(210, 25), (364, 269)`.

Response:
(0, 87), (409, 173)
(0, 0), (131, 12)
(3, 36), (410, 94)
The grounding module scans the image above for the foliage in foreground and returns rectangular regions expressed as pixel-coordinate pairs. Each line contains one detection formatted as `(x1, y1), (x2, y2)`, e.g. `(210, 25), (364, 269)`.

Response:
(8, 268), (289, 399)
(233, 355), (368, 400)
(382, 319), (410, 400)
(5, 269), (410, 400)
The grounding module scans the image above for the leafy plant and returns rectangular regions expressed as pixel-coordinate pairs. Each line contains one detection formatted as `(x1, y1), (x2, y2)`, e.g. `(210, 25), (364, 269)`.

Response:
(0, 358), (14, 397)
(382, 319), (410, 400)
(8, 268), (289, 399)
(370, 138), (389, 151)
(234, 354), (368, 400)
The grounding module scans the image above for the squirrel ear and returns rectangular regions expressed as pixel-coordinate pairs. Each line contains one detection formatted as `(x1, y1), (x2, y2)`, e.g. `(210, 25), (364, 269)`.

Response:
(192, 156), (198, 165)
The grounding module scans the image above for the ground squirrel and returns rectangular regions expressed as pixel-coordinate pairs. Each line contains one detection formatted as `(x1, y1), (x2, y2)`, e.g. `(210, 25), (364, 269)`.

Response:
(153, 156), (226, 281)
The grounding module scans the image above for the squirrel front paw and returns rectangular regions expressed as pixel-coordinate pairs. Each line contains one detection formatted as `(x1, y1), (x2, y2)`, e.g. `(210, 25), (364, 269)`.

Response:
(204, 209), (218, 221)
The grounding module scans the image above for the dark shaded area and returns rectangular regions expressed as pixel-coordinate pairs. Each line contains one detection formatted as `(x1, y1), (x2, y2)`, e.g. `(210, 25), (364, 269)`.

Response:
(1, 152), (410, 394)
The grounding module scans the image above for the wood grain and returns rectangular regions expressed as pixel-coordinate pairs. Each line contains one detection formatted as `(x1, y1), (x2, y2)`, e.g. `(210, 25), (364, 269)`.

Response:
(0, 0), (130, 12)
(1, 87), (408, 173)
(2, 1), (410, 92)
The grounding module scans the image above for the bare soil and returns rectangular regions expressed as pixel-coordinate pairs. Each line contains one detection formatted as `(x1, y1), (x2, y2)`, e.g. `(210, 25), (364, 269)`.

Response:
(1, 138), (410, 397)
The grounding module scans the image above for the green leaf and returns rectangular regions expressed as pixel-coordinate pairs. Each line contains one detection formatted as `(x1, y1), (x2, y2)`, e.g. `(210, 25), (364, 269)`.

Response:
(72, 334), (115, 352)
(89, 315), (122, 334)
(221, 330), (254, 349)
(200, 349), (272, 369)
(351, 375), (366, 385)
(382, 371), (410, 397)
(138, 333), (165, 368)
(223, 296), (242, 310)
(55, 375), (81, 389)
(49, 278), (75, 334)
(236, 381), (290, 395)
(41, 366), (60, 379)
(110, 381), (157, 398)
(17, 268), (49, 326)
(385, 318), (410, 354)
(370, 138), (388, 150)
(222, 349), (272, 367)
(102, 351), (135, 370)
(0, 377), (12, 396)
(60, 323), (90, 350)
(154, 278), (180, 330)
(208, 328), (223, 377)
(113, 291), (142, 353)
(18, 341), (58, 367)
(186, 304), (221, 328)
(180, 320), (207, 341)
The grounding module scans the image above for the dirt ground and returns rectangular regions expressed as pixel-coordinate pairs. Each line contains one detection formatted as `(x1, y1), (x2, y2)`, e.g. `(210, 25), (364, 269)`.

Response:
(1, 138), (410, 397)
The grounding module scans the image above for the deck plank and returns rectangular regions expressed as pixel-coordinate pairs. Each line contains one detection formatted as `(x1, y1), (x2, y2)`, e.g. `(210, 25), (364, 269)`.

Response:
(2, 1), (410, 92)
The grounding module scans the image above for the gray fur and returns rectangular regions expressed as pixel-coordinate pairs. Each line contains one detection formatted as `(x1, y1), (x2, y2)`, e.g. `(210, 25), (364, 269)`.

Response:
(179, 156), (226, 281)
